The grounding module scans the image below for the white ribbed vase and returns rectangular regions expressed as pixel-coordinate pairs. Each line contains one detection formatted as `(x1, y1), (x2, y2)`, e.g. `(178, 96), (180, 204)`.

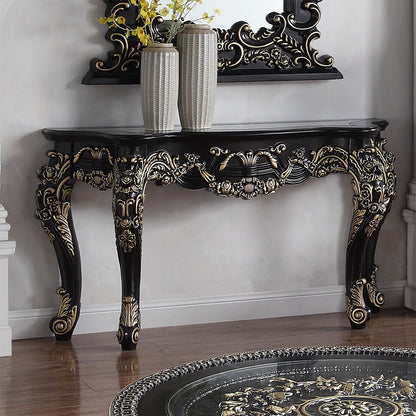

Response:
(177, 24), (217, 131)
(140, 43), (179, 132)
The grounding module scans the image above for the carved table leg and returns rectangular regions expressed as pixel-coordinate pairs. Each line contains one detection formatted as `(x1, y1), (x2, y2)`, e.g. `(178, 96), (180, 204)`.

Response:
(346, 211), (379, 328)
(35, 151), (81, 340)
(113, 157), (144, 350)
(293, 141), (396, 329)
(346, 140), (396, 328)
(112, 151), (196, 349)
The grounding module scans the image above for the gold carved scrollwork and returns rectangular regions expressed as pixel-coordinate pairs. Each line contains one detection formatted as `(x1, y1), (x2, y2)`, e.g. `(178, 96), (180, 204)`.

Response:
(35, 147), (115, 255)
(51, 287), (78, 336)
(346, 278), (369, 326)
(117, 296), (141, 345)
(292, 141), (396, 247)
(113, 152), (197, 252)
(35, 151), (75, 256)
(366, 265), (385, 308)
(349, 140), (396, 242)
(219, 374), (412, 416)
(73, 146), (114, 190)
(211, 144), (286, 171)
(216, 3), (333, 73)
(194, 145), (294, 200)
(293, 145), (350, 177)
(94, 1), (141, 73)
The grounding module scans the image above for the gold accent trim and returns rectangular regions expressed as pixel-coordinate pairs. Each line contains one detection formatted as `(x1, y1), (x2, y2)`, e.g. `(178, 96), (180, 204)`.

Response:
(113, 152), (196, 252)
(36, 147), (116, 255)
(51, 287), (78, 336)
(366, 265), (385, 308)
(346, 278), (369, 326)
(220, 375), (411, 416)
(117, 296), (141, 345)
(294, 140), (396, 247)
(211, 144), (286, 171)
(35, 152), (76, 256)
(348, 209), (366, 246)
(73, 146), (114, 190)
(119, 296), (140, 327)
(194, 144), (294, 200)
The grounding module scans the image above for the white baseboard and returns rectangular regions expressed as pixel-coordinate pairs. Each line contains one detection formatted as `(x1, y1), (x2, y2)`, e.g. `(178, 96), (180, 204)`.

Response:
(9, 281), (406, 340)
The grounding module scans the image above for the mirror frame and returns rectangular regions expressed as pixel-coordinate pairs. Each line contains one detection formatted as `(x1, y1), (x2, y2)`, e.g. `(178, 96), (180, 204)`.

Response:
(82, 0), (342, 84)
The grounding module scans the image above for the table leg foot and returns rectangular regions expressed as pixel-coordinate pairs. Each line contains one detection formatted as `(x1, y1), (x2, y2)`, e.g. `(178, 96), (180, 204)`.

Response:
(117, 325), (140, 350)
(49, 287), (80, 341)
(116, 296), (141, 351)
(346, 278), (371, 329)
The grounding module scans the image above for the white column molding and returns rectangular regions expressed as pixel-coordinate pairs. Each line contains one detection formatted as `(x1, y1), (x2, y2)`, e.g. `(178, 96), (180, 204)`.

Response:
(0, 143), (16, 356)
(0, 204), (16, 356)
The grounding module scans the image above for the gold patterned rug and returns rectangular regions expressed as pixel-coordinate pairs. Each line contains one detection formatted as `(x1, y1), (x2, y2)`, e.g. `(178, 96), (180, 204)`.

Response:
(110, 346), (416, 416)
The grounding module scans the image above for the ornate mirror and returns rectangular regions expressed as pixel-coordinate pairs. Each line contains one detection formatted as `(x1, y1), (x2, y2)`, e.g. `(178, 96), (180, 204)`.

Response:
(82, 0), (342, 84)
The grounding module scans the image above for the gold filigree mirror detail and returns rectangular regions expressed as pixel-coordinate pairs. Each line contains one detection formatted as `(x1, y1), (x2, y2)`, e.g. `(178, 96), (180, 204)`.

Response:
(82, 0), (342, 84)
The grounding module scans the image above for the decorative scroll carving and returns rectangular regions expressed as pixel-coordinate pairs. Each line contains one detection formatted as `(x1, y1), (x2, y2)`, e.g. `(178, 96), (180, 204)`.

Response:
(83, 0), (342, 84)
(293, 141), (397, 247)
(192, 145), (295, 200)
(117, 296), (141, 345)
(112, 152), (196, 252)
(35, 147), (115, 255)
(345, 278), (369, 327)
(73, 147), (114, 190)
(219, 374), (415, 416)
(366, 264), (385, 309)
(50, 287), (78, 336)
(35, 151), (76, 256)
(216, 4), (335, 75)
(349, 139), (397, 236)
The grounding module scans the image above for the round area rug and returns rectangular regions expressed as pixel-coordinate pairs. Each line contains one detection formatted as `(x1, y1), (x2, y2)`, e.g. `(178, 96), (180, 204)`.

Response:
(109, 346), (416, 416)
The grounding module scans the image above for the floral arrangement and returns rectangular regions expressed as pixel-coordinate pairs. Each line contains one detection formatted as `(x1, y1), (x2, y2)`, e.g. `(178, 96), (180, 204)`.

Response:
(100, 0), (220, 46)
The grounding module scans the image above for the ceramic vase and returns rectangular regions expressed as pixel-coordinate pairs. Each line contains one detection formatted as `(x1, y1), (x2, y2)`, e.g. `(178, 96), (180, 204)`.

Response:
(177, 24), (217, 131)
(140, 43), (179, 132)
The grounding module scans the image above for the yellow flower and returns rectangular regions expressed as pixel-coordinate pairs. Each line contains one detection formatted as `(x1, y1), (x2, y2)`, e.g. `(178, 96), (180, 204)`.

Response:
(99, 0), (219, 45)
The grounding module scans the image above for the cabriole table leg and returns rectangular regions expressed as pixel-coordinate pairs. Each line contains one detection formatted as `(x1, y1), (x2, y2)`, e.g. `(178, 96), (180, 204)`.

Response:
(346, 139), (396, 328)
(35, 150), (82, 340)
(113, 156), (144, 350)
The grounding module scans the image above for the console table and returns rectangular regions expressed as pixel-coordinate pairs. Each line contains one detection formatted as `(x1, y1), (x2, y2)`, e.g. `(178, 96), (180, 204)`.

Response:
(35, 119), (396, 350)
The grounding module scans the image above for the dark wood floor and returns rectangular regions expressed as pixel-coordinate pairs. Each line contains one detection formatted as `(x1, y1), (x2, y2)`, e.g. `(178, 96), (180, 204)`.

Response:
(1, 308), (415, 416)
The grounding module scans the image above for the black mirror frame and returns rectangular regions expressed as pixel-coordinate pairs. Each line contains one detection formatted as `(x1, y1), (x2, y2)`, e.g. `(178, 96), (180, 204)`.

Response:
(82, 0), (342, 85)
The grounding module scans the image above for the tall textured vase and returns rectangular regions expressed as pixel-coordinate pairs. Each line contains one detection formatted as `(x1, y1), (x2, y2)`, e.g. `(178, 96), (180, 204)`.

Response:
(177, 24), (217, 131)
(140, 43), (179, 132)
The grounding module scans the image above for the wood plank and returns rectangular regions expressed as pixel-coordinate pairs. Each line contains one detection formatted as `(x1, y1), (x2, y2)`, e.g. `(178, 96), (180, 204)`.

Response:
(0, 308), (415, 416)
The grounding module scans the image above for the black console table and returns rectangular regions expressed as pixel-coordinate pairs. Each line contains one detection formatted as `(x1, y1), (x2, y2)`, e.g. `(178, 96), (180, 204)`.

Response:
(35, 120), (396, 350)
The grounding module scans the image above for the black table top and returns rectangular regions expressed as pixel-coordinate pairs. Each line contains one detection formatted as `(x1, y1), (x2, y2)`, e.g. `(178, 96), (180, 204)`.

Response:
(43, 119), (388, 145)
